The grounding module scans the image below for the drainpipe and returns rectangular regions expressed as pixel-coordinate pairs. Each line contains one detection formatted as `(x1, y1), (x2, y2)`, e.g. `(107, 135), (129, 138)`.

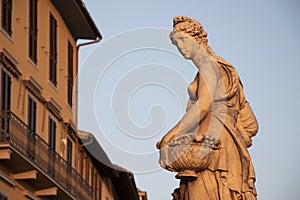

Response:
(77, 37), (101, 52)
(75, 37), (101, 127)
(75, 37), (101, 172)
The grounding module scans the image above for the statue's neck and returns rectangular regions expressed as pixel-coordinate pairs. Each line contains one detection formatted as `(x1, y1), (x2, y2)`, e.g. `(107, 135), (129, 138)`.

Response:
(192, 44), (217, 70)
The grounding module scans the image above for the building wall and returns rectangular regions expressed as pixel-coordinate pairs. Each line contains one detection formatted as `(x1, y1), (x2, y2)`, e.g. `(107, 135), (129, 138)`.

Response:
(0, 0), (87, 199)
(0, 179), (25, 200)
(138, 189), (148, 200)
(0, 0), (78, 167)
(101, 177), (117, 200)
(0, 1), (142, 200)
(78, 147), (119, 200)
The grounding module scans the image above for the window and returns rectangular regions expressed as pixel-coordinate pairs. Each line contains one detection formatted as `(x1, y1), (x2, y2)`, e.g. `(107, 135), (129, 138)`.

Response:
(93, 172), (97, 199)
(27, 96), (36, 132)
(27, 96), (36, 160)
(67, 138), (72, 166)
(82, 155), (87, 177)
(0, 69), (11, 110)
(90, 167), (94, 187)
(96, 175), (101, 200)
(0, 192), (8, 200)
(88, 164), (92, 186)
(48, 117), (56, 151)
(28, 0), (37, 63)
(49, 14), (57, 86)
(67, 41), (73, 107)
(94, 172), (101, 200)
(1, 0), (12, 36)
(0, 69), (11, 136)
(78, 148), (83, 176)
(48, 116), (56, 175)
(85, 157), (89, 181)
(65, 138), (73, 188)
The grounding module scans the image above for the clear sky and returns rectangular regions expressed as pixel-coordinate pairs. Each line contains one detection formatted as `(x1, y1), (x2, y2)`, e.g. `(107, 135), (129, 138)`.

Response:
(77, 1), (300, 199)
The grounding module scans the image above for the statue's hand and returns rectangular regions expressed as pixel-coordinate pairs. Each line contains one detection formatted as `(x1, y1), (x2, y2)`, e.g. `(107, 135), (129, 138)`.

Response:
(156, 141), (161, 149)
(156, 125), (180, 149)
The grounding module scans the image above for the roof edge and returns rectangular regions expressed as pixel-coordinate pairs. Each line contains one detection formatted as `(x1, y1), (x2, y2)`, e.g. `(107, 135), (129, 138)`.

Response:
(74, 0), (102, 40)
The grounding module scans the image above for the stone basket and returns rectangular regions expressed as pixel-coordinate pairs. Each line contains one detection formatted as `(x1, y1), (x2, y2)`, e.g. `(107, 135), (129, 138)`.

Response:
(159, 133), (219, 181)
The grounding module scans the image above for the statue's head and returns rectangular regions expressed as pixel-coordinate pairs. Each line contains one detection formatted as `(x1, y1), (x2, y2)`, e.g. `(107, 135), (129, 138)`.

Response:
(169, 16), (209, 59)
(171, 16), (208, 46)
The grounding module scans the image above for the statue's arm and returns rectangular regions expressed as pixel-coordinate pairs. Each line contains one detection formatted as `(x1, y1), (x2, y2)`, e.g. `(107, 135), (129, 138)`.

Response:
(159, 64), (219, 148)
(186, 99), (194, 112)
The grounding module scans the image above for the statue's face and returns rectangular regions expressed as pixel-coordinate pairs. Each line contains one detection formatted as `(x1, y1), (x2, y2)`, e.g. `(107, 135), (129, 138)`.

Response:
(170, 32), (199, 59)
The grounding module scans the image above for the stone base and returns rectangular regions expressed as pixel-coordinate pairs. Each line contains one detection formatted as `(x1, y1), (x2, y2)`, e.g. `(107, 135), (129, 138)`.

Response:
(175, 170), (197, 181)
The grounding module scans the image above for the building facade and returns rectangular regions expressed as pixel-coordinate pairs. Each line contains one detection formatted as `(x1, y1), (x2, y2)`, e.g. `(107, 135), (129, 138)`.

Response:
(138, 189), (148, 200)
(0, 1), (148, 200)
(0, 0), (104, 199)
(79, 130), (141, 200)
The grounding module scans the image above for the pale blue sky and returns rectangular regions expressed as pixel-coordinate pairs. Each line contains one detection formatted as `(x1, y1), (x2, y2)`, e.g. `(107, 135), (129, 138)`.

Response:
(78, 1), (300, 199)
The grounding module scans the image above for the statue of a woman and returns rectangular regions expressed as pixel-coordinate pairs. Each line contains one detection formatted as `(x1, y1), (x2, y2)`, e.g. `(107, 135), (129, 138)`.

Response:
(157, 16), (259, 200)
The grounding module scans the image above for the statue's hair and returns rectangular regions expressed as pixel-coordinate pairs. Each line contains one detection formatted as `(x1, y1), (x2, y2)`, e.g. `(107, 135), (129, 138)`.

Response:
(172, 16), (216, 56)
(172, 16), (207, 45)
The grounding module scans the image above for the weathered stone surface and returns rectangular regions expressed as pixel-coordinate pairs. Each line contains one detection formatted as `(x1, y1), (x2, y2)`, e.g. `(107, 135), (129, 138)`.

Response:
(157, 16), (258, 200)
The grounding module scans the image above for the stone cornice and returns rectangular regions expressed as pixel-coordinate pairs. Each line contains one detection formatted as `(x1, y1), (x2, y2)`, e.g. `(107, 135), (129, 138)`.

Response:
(65, 120), (78, 140)
(46, 98), (63, 122)
(0, 51), (21, 79)
(23, 77), (45, 103)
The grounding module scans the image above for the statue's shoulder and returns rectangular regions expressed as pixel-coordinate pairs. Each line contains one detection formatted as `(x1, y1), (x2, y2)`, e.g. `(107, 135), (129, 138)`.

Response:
(216, 56), (234, 68)
(215, 56), (239, 78)
(214, 56), (240, 100)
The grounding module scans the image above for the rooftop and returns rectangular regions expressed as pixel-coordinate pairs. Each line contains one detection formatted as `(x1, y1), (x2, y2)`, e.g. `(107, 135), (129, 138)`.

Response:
(79, 131), (140, 200)
(51, 0), (102, 40)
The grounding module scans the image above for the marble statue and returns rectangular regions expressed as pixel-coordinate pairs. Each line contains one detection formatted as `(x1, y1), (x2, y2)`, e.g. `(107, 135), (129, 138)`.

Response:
(157, 16), (259, 200)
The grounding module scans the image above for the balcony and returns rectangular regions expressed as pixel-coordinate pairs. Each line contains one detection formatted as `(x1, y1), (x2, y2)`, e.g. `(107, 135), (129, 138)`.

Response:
(0, 110), (92, 199)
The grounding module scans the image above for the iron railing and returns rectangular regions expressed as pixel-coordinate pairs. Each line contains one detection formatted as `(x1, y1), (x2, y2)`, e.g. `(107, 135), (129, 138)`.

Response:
(0, 110), (92, 199)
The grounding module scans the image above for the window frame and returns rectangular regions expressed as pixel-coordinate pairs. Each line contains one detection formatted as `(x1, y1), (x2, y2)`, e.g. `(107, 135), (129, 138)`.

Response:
(28, 0), (38, 64)
(27, 95), (37, 160)
(0, 69), (11, 110)
(0, 192), (8, 200)
(0, 69), (11, 135)
(49, 13), (57, 87)
(67, 41), (74, 107)
(48, 116), (56, 152)
(1, 0), (12, 36)
(66, 137), (73, 167)
(27, 95), (37, 132)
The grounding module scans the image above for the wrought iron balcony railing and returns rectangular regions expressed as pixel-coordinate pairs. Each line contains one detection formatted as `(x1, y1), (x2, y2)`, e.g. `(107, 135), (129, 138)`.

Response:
(0, 110), (92, 199)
